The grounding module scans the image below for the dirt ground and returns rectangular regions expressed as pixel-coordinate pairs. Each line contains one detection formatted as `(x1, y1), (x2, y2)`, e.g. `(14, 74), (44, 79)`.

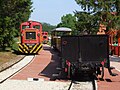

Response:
(0, 51), (24, 72)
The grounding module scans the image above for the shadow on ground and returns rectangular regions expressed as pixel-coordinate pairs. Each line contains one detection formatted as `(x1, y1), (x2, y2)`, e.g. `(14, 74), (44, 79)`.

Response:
(38, 45), (104, 82)
(38, 45), (61, 80)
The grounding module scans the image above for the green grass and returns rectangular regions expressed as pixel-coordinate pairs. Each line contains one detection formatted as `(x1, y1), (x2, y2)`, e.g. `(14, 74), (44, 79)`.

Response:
(0, 37), (20, 66)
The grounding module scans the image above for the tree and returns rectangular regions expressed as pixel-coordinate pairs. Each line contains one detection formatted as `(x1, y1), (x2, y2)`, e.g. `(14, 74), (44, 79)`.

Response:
(42, 23), (56, 34)
(75, 12), (99, 34)
(75, 0), (120, 33)
(57, 14), (77, 35)
(0, 0), (33, 49)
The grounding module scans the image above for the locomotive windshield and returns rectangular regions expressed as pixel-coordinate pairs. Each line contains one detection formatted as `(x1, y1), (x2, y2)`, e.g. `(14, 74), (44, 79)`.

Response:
(22, 25), (40, 29)
(22, 25), (29, 29)
(26, 32), (36, 40)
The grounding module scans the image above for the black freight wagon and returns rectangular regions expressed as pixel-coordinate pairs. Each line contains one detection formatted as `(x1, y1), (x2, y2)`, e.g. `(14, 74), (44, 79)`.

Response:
(61, 35), (117, 78)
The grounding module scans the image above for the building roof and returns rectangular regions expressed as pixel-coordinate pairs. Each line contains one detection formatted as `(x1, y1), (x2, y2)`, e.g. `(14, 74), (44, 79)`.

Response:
(52, 27), (72, 32)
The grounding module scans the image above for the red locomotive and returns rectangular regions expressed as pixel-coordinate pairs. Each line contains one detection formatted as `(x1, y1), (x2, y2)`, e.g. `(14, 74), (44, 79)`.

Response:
(18, 21), (43, 54)
(42, 32), (48, 44)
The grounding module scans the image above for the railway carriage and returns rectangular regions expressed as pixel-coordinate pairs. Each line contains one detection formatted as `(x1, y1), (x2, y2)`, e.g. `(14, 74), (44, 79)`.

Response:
(51, 28), (117, 79)
(51, 27), (72, 51)
(18, 21), (43, 54)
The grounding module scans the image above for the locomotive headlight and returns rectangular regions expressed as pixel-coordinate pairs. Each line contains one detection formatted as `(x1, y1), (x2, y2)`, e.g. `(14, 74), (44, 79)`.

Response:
(37, 33), (40, 36)
(29, 33), (32, 35)
(26, 43), (35, 46)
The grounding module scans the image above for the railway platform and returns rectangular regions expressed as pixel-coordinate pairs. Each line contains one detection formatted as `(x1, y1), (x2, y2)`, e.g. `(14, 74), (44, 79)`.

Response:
(11, 44), (61, 81)
(97, 56), (120, 90)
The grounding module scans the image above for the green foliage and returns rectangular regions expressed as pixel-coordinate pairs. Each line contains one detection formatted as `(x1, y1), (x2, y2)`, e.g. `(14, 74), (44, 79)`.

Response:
(0, 0), (33, 50)
(75, 0), (116, 12)
(75, 12), (99, 34)
(11, 38), (19, 51)
(75, 0), (120, 31)
(42, 23), (56, 34)
(57, 14), (77, 35)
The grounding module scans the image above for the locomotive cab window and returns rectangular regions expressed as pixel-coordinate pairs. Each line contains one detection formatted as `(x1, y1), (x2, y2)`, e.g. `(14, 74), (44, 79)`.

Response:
(33, 25), (40, 29)
(26, 32), (36, 40)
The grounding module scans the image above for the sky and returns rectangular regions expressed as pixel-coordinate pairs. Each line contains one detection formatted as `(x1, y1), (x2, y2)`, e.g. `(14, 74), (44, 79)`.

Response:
(29, 0), (81, 25)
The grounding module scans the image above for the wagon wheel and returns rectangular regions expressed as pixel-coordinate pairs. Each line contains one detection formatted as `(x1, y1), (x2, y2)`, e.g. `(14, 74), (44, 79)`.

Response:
(101, 64), (104, 79)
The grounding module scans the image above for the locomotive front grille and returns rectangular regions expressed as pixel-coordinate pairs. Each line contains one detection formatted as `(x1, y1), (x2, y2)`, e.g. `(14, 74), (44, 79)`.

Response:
(19, 43), (43, 54)
(26, 32), (36, 40)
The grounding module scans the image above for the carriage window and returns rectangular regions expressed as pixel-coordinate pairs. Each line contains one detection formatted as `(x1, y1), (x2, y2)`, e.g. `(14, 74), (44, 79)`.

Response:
(56, 32), (70, 36)
(22, 25), (29, 29)
(33, 25), (40, 29)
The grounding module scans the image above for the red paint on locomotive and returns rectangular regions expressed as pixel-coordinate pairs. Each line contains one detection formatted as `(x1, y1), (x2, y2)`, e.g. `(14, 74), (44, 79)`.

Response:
(20, 21), (43, 44)
(42, 32), (48, 44)
(19, 21), (43, 54)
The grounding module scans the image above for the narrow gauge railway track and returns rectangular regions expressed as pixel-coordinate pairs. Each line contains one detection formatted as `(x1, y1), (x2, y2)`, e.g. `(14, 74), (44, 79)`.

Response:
(0, 55), (35, 83)
(68, 77), (97, 90)
(68, 80), (97, 90)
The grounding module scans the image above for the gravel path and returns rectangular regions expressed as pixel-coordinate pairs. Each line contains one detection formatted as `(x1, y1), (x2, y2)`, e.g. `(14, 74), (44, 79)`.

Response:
(0, 79), (96, 90)
(110, 62), (120, 72)
(69, 81), (96, 90)
(0, 80), (70, 90)
(110, 55), (120, 72)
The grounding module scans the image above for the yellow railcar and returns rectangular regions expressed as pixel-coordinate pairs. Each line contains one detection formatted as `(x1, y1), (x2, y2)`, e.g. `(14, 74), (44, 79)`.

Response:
(51, 27), (72, 51)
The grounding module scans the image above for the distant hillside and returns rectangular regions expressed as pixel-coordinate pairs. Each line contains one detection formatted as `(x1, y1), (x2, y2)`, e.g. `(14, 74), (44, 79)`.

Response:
(42, 23), (56, 34)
